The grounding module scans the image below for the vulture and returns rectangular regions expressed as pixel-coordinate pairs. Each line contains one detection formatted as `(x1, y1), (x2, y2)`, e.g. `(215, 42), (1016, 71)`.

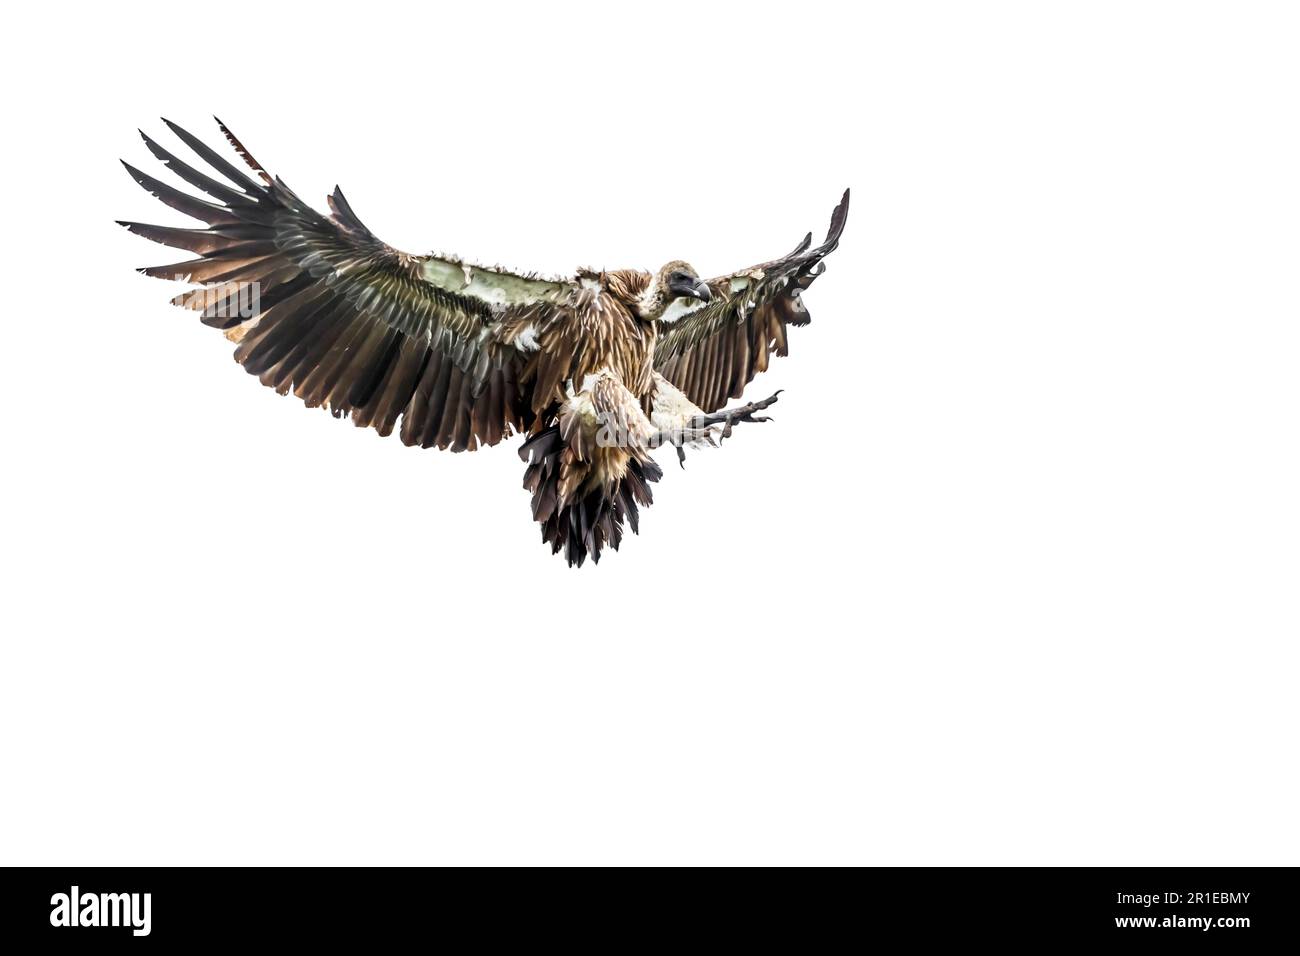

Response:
(120, 119), (849, 566)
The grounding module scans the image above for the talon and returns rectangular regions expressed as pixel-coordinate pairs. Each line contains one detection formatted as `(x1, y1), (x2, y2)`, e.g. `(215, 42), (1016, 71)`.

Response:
(682, 389), (784, 439)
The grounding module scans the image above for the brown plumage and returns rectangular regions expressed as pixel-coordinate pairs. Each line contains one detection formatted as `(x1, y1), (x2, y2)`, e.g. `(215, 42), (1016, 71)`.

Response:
(121, 120), (848, 565)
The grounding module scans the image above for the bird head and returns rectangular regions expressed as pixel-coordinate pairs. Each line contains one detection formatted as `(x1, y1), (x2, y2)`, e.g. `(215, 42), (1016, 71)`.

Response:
(636, 260), (712, 322)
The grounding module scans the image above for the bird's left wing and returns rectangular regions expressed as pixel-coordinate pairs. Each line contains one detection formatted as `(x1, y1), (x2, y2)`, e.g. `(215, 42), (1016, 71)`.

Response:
(654, 189), (849, 413)
(121, 119), (575, 451)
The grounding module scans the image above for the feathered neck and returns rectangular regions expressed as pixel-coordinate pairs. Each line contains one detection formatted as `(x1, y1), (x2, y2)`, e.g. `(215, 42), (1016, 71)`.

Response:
(599, 269), (653, 306)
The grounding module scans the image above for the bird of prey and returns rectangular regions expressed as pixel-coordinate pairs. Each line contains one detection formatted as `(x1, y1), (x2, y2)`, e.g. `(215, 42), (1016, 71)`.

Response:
(120, 119), (849, 566)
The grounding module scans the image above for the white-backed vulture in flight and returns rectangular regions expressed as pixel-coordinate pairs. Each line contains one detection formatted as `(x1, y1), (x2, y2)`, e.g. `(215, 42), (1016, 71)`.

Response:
(120, 119), (849, 565)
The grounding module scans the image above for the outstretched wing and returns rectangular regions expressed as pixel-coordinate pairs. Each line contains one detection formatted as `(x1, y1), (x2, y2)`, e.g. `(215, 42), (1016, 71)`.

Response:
(653, 189), (849, 413)
(120, 118), (575, 451)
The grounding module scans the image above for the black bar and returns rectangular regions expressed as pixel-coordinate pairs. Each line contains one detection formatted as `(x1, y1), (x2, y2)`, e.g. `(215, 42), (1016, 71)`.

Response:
(1, 866), (1295, 946)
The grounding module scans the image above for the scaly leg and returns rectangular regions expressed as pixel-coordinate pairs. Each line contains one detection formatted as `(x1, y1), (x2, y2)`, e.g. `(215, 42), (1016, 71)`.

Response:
(687, 390), (781, 440)
(649, 390), (781, 468)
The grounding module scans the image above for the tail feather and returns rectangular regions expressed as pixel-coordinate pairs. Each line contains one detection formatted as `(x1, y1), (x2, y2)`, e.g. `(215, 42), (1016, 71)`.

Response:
(520, 426), (661, 567)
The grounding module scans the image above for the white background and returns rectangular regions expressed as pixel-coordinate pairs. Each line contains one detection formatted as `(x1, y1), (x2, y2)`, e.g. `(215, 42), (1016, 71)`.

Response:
(1, 1), (1296, 865)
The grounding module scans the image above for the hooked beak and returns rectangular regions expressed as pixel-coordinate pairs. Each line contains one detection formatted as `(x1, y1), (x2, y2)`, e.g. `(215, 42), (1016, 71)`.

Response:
(667, 273), (712, 304)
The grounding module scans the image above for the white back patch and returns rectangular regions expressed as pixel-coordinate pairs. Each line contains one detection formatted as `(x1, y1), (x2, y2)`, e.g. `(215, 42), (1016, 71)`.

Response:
(659, 298), (707, 324)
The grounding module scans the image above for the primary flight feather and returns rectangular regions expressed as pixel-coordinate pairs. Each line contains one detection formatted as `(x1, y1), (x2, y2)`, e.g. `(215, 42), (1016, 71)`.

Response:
(120, 119), (849, 566)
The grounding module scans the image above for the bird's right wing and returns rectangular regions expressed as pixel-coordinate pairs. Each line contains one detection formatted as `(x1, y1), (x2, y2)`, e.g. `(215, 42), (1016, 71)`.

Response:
(121, 119), (576, 451)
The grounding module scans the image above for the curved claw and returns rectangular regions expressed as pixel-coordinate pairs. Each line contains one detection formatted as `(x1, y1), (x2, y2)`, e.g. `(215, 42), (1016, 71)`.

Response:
(692, 390), (783, 441)
(658, 389), (783, 453)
